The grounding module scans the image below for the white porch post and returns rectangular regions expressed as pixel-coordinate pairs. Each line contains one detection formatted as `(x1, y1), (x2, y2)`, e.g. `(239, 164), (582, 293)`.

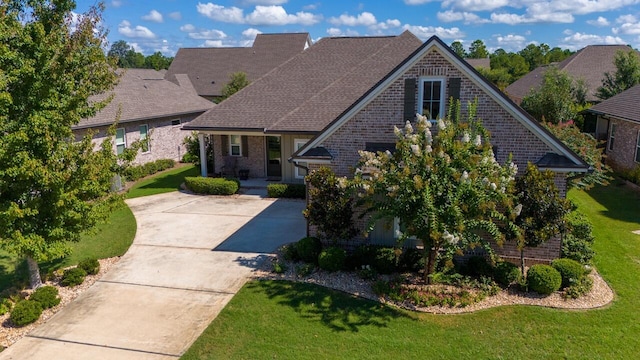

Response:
(198, 133), (207, 177)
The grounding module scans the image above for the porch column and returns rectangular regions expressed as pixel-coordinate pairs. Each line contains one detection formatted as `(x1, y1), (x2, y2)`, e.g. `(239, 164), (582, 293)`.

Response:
(198, 133), (207, 177)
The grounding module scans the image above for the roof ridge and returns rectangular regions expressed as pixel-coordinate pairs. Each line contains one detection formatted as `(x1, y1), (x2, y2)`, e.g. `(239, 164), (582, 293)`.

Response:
(268, 35), (403, 131)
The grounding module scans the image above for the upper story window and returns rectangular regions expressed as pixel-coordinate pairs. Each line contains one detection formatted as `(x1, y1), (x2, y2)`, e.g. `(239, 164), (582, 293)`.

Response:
(418, 78), (445, 120)
(608, 123), (616, 151)
(115, 128), (126, 155)
(230, 135), (242, 156)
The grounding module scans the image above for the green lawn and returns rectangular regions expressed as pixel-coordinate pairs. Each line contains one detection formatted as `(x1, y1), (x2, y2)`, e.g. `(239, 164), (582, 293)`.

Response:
(182, 181), (640, 359)
(126, 164), (198, 199)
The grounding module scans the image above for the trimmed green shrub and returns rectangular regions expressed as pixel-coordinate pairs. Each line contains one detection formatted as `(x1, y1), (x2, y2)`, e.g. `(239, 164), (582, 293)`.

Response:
(295, 237), (323, 264)
(295, 263), (315, 277)
(123, 159), (176, 181)
(78, 258), (100, 275)
(185, 177), (239, 195)
(225, 177), (241, 189)
(465, 256), (493, 277)
(552, 258), (586, 288)
(373, 247), (399, 274)
(562, 210), (595, 264)
(399, 247), (424, 272)
(10, 300), (42, 326)
(281, 243), (300, 262)
(527, 264), (562, 295)
(273, 261), (288, 274)
(493, 261), (521, 287)
(318, 247), (347, 272)
(564, 276), (594, 299)
(30, 286), (60, 309)
(267, 183), (306, 198)
(60, 267), (87, 287)
(0, 298), (13, 316)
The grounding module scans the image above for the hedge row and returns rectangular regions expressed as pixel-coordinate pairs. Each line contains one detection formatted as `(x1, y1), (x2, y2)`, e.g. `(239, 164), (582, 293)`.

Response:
(123, 159), (176, 182)
(185, 177), (239, 195)
(267, 183), (306, 198)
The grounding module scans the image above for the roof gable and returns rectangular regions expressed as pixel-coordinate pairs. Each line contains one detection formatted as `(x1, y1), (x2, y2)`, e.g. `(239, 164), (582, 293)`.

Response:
(295, 35), (588, 171)
(164, 33), (310, 97)
(75, 68), (214, 129)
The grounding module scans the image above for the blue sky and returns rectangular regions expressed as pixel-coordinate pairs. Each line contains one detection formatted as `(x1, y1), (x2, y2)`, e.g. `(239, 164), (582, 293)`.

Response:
(75, 0), (640, 56)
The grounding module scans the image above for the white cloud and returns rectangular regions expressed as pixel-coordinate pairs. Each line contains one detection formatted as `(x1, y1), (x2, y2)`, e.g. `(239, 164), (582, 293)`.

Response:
(559, 32), (627, 50)
(203, 40), (225, 47)
(303, 3), (319, 10)
(188, 29), (227, 40)
(369, 19), (402, 31)
(242, 28), (263, 39)
(242, 0), (288, 4)
(129, 42), (143, 53)
(245, 5), (321, 25)
(587, 16), (610, 26)
(325, 28), (360, 37)
(197, 3), (245, 23)
(110, 1), (122, 8)
(118, 20), (157, 39)
(490, 12), (574, 25)
(142, 10), (163, 23)
(495, 34), (527, 50)
(168, 12), (182, 21)
(443, 0), (509, 12)
(402, 24), (464, 39)
(613, 22), (640, 35)
(437, 10), (489, 24)
(180, 24), (196, 32)
(617, 14), (638, 23)
(328, 12), (377, 27)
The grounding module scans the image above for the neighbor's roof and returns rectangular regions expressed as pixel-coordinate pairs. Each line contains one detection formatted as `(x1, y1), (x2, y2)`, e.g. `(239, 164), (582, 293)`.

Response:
(74, 68), (214, 129)
(184, 31), (423, 133)
(585, 84), (640, 123)
(164, 33), (311, 97)
(465, 58), (490, 69)
(505, 45), (638, 103)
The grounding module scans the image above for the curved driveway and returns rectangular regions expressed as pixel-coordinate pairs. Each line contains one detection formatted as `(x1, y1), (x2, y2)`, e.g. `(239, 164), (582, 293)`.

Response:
(0, 191), (306, 359)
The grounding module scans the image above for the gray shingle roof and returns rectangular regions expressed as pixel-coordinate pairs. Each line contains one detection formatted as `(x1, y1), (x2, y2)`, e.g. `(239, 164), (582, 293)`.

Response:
(164, 33), (311, 97)
(585, 84), (640, 123)
(75, 69), (214, 129)
(184, 31), (422, 133)
(506, 45), (639, 103)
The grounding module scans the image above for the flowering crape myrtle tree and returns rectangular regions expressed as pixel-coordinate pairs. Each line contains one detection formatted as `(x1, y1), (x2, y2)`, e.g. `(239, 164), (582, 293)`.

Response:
(0, 1), (121, 289)
(353, 100), (521, 283)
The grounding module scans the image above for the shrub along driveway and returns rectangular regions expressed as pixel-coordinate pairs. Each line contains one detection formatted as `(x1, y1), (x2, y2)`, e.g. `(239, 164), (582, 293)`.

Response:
(0, 191), (306, 359)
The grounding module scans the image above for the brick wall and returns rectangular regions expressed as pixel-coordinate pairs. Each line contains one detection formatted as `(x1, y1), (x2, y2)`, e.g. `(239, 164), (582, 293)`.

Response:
(308, 47), (568, 263)
(605, 118), (640, 171)
(74, 113), (202, 165)
(211, 135), (266, 177)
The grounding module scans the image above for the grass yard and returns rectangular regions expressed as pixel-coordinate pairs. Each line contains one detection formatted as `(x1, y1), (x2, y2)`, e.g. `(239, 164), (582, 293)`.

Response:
(126, 164), (198, 199)
(182, 180), (640, 359)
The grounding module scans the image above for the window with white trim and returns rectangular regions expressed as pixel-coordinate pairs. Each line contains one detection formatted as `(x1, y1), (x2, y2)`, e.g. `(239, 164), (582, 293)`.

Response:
(294, 139), (309, 179)
(229, 135), (242, 156)
(635, 130), (640, 163)
(140, 124), (149, 153)
(418, 78), (445, 120)
(608, 123), (616, 151)
(115, 128), (126, 155)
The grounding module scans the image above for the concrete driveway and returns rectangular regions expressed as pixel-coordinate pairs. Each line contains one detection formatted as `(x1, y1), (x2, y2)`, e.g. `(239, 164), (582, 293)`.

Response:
(0, 191), (306, 359)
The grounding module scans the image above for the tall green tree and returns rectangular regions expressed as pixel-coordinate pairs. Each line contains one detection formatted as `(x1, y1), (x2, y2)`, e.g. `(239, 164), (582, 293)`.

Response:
(518, 43), (550, 70)
(514, 164), (571, 273)
(450, 41), (467, 58)
(596, 49), (640, 100)
(468, 39), (488, 58)
(353, 100), (520, 282)
(219, 72), (250, 102)
(521, 67), (587, 124)
(0, 0), (121, 288)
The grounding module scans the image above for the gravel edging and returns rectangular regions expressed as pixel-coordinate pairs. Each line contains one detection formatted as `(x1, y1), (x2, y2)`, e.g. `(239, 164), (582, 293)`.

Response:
(0, 257), (121, 349)
(252, 255), (615, 314)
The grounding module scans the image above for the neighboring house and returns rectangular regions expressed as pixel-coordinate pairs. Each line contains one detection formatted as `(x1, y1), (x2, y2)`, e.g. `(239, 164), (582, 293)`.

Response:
(505, 45), (638, 104)
(186, 32), (589, 264)
(164, 33), (312, 102)
(584, 85), (640, 171)
(465, 58), (490, 70)
(73, 68), (214, 164)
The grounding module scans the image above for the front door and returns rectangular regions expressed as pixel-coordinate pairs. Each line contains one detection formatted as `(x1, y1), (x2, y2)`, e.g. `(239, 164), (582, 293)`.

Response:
(266, 136), (282, 180)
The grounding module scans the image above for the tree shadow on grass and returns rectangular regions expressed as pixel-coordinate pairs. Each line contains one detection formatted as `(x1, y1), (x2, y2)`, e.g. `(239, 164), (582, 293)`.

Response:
(246, 280), (412, 333)
(583, 181), (640, 224)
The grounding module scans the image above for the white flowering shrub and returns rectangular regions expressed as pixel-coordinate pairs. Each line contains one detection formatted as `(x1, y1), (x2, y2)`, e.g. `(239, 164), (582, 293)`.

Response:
(353, 99), (521, 282)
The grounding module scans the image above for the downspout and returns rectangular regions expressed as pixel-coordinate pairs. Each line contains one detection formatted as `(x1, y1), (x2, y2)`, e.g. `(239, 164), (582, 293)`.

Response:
(290, 158), (310, 237)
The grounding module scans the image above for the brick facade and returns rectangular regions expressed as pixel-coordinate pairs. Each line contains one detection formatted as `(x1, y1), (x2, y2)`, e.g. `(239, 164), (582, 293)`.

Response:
(309, 48), (568, 264)
(74, 113), (203, 165)
(210, 135), (266, 178)
(604, 117), (640, 172)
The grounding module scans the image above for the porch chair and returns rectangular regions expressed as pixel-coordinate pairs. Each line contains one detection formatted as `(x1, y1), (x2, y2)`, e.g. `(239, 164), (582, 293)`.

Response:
(221, 156), (238, 177)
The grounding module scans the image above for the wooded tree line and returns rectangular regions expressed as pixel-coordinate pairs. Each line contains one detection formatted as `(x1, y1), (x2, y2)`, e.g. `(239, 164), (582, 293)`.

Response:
(107, 40), (173, 70)
(450, 40), (574, 89)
